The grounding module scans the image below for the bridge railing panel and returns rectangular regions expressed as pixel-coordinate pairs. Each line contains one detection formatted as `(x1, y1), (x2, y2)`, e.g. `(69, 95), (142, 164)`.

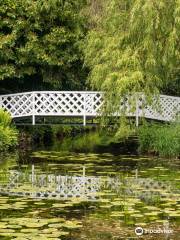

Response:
(0, 92), (33, 118)
(138, 95), (180, 122)
(0, 91), (179, 124)
(84, 92), (103, 116)
(34, 92), (92, 116)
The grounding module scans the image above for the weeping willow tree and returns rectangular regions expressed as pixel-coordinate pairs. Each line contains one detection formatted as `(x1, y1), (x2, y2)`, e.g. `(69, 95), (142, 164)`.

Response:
(84, 0), (180, 128)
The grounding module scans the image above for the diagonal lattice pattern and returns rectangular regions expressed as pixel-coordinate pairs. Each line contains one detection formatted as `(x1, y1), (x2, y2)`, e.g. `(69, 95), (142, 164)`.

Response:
(0, 91), (179, 122)
(138, 94), (180, 121)
(35, 92), (85, 115)
(0, 93), (33, 117)
(33, 92), (104, 116)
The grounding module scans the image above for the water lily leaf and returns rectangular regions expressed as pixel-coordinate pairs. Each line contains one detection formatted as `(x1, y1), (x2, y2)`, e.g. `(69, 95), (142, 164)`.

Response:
(21, 228), (39, 233)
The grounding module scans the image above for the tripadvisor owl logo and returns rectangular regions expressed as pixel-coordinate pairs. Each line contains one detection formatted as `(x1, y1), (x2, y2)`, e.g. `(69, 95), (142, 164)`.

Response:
(135, 227), (143, 236)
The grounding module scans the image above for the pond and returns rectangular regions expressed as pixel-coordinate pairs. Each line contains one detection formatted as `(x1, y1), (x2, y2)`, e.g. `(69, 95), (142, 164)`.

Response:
(0, 134), (179, 240)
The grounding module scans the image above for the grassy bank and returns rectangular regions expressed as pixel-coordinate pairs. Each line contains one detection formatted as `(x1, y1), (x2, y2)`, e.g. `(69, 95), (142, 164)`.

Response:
(138, 122), (180, 158)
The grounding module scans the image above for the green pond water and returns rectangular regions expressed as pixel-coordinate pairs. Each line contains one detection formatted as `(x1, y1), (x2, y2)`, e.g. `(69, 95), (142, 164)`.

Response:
(0, 136), (179, 239)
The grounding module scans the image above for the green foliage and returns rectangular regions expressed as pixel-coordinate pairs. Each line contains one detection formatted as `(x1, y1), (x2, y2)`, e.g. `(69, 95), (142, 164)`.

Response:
(83, 0), (108, 28)
(0, 125), (18, 151)
(52, 125), (78, 138)
(113, 120), (135, 141)
(0, 0), (87, 90)
(138, 122), (180, 158)
(114, 125), (134, 141)
(0, 109), (12, 127)
(0, 109), (18, 151)
(84, 0), (180, 113)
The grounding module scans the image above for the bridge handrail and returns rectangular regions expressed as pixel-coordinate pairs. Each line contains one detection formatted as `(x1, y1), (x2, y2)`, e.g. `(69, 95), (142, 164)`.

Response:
(0, 91), (179, 99)
(0, 91), (101, 97)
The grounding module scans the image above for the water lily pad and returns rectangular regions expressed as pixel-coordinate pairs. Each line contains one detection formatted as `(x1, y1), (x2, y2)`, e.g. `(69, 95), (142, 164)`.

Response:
(110, 211), (124, 217)
(41, 228), (58, 233)
(0, 229), (15, 233)
(144, 212), (159, 216)
(131, 214), (144, 218)
(0, 223), (7, 229)
(47, 218), (65, 223)
(168, 212), (180, 218)
(48, 223), (63, 228)
(143, 206), (160, 211)
(111, 201), (123, 206)
(21, 228), (39, 233)
(0, 204), (12, 209)
(62, 220), (82, 229)
(7, 224), (22, 229)
(134, 222), (147, 226)
(99, 204), (112, 209)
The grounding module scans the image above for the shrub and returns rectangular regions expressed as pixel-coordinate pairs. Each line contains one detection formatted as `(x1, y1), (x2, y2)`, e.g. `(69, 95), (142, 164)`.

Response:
(0, 109), (12, 127)
(0, 109), (18, 151)
(138, 122), (180, 158)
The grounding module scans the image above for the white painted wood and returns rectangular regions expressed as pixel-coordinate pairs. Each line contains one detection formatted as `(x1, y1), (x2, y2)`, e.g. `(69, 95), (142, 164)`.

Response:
(32, 92), (35, 125)
(135, 94), (139, 127)
(0, 96), (2, 109)
(0, 91), (179, 123)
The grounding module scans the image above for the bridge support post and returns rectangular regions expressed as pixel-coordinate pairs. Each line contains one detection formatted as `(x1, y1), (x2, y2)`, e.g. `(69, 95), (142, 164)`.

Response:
(83, 115), (86, 126)
(0, 96), (2, 109)
(136, 94), (139, 127)
(32, 92), (35, 125)
(136, 113), (139, 127)
(32, 115), (35, 125)
(83, 93), (86, 126)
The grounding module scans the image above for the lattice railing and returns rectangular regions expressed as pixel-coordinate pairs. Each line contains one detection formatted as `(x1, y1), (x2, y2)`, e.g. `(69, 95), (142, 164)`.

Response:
(34, 92), (103, 116)
(0, 91), (179, 125)
(0, 92), (33, 118)
(139, 94), (180, 121)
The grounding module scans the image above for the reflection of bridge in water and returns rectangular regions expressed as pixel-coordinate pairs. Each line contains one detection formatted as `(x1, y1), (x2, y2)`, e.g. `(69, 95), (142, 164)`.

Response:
(0, 167), (101, 200)
(0, 166), (173, 201)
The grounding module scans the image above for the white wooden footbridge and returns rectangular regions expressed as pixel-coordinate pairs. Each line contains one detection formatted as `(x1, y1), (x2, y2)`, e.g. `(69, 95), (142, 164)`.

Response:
(0, 91), (179, 126)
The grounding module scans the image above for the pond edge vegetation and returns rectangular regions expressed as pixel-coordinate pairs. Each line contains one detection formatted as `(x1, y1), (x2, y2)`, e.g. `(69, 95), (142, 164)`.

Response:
(0, 109), (18, 151)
